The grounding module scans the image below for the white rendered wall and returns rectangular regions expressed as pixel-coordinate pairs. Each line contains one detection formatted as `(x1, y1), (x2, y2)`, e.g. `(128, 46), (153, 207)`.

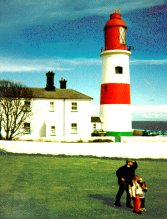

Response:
(1, 140), (167, 159)
(100, 104), (132, 131)
(63, 100), (92, 139)
(100, 50), (132, 134)
(20, 98), (92, 140)
(92, 123), (102, 130)
(101, 50), (131, 84)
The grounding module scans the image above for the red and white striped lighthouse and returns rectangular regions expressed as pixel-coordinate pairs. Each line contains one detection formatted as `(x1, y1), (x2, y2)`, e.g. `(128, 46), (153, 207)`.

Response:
(100, 11), (132, 136)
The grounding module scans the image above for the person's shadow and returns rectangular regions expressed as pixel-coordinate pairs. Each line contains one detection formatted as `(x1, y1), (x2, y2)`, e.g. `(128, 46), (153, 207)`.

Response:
(88, 194), (130, 212)
(88, 194), (113, 206)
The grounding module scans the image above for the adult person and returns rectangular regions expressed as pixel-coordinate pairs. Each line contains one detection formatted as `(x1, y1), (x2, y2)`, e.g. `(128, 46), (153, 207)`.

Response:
(114, 159), (138, 208)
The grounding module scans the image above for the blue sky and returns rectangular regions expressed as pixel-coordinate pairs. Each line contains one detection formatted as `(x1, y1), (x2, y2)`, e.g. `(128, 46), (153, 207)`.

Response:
(0, 0), (167, 120)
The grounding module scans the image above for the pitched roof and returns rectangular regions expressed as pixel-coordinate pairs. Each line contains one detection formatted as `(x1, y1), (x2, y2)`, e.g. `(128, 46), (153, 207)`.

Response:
(91, 116), (101, 123)
(29, 88), (93, 100)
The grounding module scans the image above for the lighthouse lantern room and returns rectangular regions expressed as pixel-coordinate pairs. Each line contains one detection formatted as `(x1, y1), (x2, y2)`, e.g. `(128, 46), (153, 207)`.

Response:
(100, 11), (132, 136)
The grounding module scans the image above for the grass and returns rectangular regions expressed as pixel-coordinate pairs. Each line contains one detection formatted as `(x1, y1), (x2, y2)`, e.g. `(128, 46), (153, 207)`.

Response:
(0, 154), (167, 219)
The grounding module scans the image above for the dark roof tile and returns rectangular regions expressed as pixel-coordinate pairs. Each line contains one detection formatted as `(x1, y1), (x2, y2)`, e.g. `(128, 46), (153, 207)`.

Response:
(29, 88), (93, 100)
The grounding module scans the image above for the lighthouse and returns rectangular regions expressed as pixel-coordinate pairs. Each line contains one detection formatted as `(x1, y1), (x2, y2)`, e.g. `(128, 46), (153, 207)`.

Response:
(100, 11), (132, 136)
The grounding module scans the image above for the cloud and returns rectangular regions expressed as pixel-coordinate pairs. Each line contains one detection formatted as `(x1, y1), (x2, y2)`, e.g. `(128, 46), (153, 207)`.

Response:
(132, 105), (167, 121)
(0, 57), (101, 72)
(131, 59), (167, 65)
(0, 0), (165, 28)
(91, 104), (167, 121)
(1, 56), (166, 73)
(0, 58), (67, 72)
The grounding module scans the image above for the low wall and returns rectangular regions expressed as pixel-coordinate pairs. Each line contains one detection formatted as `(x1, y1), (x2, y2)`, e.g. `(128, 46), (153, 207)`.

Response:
(0, 140), (167, 159)
(121, 136), (167, 143)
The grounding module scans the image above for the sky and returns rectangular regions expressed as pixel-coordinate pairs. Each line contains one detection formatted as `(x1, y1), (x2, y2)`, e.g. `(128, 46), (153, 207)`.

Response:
(0, 0), (167, 121)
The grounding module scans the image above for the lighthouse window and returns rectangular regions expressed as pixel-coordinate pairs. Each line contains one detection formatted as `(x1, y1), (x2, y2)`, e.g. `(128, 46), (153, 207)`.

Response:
(115, 66), (123, 74)
(120, 27), (126, 44)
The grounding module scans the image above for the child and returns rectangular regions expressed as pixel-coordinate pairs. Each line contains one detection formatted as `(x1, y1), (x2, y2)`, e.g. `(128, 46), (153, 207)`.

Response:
(129, 175), (143, 214)
(137, 178), (148, 211)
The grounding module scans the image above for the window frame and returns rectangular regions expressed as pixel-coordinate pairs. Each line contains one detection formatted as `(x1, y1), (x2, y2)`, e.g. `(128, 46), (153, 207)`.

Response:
(115, 66), (123, 74)
(93, 123), (96, 130)
(71, 102), (77, 112)
(50, 125), (56, 136)
(71, 123), (77, 134)
(49, 101), (55, 112)
(120, 26), (126, 45)
(24, 122), (31, 134)
(24, 100), (31, 112)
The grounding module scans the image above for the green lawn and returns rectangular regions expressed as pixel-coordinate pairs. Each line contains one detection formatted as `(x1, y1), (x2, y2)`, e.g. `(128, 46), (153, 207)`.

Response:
(0, 154), (167, 219)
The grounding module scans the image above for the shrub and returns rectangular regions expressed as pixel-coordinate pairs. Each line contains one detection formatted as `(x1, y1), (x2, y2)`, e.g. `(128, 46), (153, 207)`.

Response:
(0, 148), (7, 155)
(89, 139), (113, 143)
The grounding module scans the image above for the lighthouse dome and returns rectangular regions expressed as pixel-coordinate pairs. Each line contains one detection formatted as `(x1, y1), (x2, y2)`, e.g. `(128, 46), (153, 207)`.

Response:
(105, 13), (127, 29)
(104, 12), (128, 50)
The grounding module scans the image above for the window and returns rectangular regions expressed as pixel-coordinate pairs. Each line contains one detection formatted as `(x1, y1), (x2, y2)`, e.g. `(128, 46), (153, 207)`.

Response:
(24, 101), (31, 112)
(50, 126), (56, 136)
(71, 102), (77, 111)
(50, 102), (54, 112)
(120, 26), (126, 44)
(24, 123), (30, 134)
(71, 123), (77, 134)
(93, 124), (96, 130)
(115, 66), (123, 74)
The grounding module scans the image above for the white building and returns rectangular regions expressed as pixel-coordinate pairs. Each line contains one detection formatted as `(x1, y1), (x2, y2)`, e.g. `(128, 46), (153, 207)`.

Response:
(19, 71), (93, 141)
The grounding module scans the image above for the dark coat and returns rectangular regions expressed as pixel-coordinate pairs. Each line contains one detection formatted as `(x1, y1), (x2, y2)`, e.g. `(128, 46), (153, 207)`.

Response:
(116, 161), (138, 185)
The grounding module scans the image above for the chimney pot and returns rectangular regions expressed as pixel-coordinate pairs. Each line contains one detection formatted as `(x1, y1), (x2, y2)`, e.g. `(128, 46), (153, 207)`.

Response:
(45, 71), (55, 91)
(59, 77), (67, 89)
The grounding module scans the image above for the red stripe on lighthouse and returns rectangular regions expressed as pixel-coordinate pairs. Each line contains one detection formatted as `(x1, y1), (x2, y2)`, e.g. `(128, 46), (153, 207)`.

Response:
(100, 83), (131, 104)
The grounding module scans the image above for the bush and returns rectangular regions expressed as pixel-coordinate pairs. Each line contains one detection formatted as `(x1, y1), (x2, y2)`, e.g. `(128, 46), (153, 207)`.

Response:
(0, 148), (7, 155)
(89, 138), (113, 143)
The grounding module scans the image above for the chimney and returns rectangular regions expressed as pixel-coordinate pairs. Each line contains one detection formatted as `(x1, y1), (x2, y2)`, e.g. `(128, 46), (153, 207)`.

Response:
(45, 71), (55, 91)
(59, 77), (67, 89)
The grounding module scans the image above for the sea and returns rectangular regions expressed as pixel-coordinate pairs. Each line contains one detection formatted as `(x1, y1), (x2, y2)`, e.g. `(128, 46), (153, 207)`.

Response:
(132, 121), (167, 131)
